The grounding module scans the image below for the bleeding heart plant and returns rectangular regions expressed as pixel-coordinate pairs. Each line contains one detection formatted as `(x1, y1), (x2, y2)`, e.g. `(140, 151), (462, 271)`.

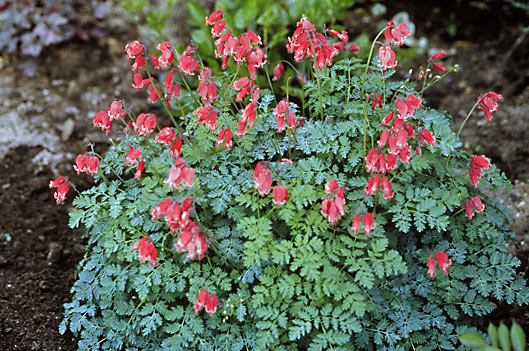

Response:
(56, 10), (527, 351)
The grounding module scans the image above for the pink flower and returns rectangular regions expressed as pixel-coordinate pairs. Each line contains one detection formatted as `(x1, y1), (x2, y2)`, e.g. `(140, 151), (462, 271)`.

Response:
(125, 40), (143, 59)
(380, 175), (394, 200)
(194, 289), (218, 315)
(348, 43), (360, 54)
(74, 154), (99, 176)
(272, 63), (284, 81)
(351, 213), (361, 234)
(242, 101), (257, 128)
(155, 127), (177, 146)
(253, 162), (273, 197)
(107, 100), (126, 121)
(232, 77), (253, 102)
(151, 198), (173, 221)
(367, 93), (383, 110)
(176, 221), (208, 260)
(364, 175), (380, 197)
(381, 111), (394, 127)
(133, 113), (157, 136)
(170, 137), (182, 159)
(131, 54), (146, 72)
(49, 176), (67, 189)
(164, 158), (195, 190)
(432, 62), (446, 73)
(321, 180), (346, 225)
(435, 251), (452, 274)
(274, 99), (290, 133)
(469, 155), (491, 188)
(93, 110), (112, 135)
(384, 21), (411, 46)
(428, 250), (452, 277)
(362, 213), (376, 236)
(50, 177), (70, 204)
(134, 159), (145, 179)
(216, 128), (233, 151)
(206, 10), (224, 25)
(428, 256), (436, 277)
(478, 91), (502, 122)
(125, 146), (142, 167)
(132, 72), (151, 91)
(195, 106), (217, 132)
(273, 185), (288, 206)
(418, 129), (435, 146)
(179, 46), (199, 75)
(131, 236), (158, 268)
(378, 44), (397, 71)
(198, 67), (217, 104)
(157, 41), (174, 66)
(465, 196), (485, 220)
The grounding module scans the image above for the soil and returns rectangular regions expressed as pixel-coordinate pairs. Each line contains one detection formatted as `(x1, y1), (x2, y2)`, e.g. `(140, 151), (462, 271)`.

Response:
(1, 1), (528, 350)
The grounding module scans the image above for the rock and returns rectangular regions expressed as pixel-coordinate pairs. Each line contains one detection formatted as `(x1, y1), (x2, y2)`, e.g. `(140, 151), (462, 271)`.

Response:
(61, 118), (75, 141)
(0, 255), (7, 266)
(46, 242), (63, 265)
(38, 280), (49, 291)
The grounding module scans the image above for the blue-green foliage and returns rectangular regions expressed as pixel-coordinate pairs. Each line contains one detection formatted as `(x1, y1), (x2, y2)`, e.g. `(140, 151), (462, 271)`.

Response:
(61, 52), (528, 351)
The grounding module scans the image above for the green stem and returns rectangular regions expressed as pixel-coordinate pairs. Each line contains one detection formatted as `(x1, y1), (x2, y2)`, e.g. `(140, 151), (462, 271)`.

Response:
(456, 97), (482, 140)
(360, 27), (388, 160)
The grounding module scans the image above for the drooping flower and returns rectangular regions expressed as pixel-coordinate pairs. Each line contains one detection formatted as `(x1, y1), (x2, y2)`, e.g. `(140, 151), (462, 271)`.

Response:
(195, 105), (217, 132)
(164, 158), (195, 190)
(362, 213), (376, 236)
(380, 175), (394, 200)
(364, 174), (380, 197)
(321, 180), (346, 225)
(155, 127), (177, 146)
(428, 250), (452, 277)
(378, 44), (397, 71)
(384, 21), (411, 47)
(194, 289), (218, 315)
(157, 41), (175, 66)
(272, 185), (288, 206)
(272, 63), (285, 81)
(125, 146), (142, 167)
(428, 256), (436, 277)
(93, 110), (112, 135)
(107, 100), (126, 121)
(179, 46), (199, 75)
(232, 77), (253, 102)
(351, 213), (361, 234)
(131, 236), (158, 268)
(176, 221), (208, 260)
(151, 198), (173, 221)
(216, 127), (232, 151)
(478, 91), (503, 122)
(49, 177), (70, 204)
(133, 113), (157, 136)
(131, 54), (146, 72)
(125, 40), (143, 59)
(74, 154), (99, 176)
(253, 162), (273, 197)
(132, 72), (151, 91)
(169, 137), (182, 159)
(273, 99), (290, 133)
(134, 159), (145, 179)
(418, 128), (436, 146)
(465, 196), (485, 220)
(198, 67), (218, 104)
(367, 92), (383, 110)
(469, 155), (491, 188)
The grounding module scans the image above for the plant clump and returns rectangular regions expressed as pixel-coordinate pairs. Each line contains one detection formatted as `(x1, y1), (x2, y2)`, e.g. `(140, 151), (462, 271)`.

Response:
(54, 10), (529, 351)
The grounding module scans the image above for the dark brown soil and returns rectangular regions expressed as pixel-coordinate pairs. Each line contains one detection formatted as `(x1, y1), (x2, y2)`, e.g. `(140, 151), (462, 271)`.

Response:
(0, 146), (83, 351)
(0, 1), (528, 350)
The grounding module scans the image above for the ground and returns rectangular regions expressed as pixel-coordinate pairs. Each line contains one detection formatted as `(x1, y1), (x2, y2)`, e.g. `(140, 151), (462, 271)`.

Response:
(0, 1), (528, 350)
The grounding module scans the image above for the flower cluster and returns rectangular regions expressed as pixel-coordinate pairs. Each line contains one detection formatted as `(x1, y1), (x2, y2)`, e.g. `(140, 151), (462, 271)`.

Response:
(286, 16), (347, 70)
(351, 213), (376, 236)
(49, 176), (70, 204)
(194, 289), (218, 315)
(206, 10), (266, 78)
(320, 179), (346, 225)
(74, 154), (99, 176)
(464, 196), (484, 220)
(469, 155), (491, 188)
(93, 100), (127, 135)
(151, 197), (208, 261)
(478, 91), (503, 121)
(428, 251), (452, 277)
(164, 158), (195, 190)
(131, 236), (158, 268)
